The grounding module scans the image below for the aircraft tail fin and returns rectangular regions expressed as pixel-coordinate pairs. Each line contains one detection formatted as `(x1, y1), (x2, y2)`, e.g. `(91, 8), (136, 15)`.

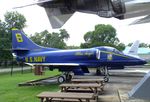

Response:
(12, 28), (57, 56)
(128, 40), (140, 55)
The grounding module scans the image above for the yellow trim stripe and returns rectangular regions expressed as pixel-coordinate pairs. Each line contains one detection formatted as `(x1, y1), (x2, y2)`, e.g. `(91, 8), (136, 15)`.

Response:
(12, 28), (18, 30)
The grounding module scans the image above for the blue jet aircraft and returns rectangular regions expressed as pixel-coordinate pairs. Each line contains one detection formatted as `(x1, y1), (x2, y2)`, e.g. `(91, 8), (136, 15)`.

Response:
(12, 28), (147, 82)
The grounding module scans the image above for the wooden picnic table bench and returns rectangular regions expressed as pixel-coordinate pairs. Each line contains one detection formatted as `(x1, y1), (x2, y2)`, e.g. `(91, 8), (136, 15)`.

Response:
(71, 79), (104, 85)
(59, 83), (103, 94)
(37, 92), (95, 102)
(73, 75), (103, 79)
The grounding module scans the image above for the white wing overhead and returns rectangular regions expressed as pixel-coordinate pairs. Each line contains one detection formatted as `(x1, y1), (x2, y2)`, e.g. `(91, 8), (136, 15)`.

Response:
(13, 0), (53, 9)
(13, 0), (150, 28)
(45, 8), (73, 28)
(13, 0), (73, 28)
(130, 15), (150, 25)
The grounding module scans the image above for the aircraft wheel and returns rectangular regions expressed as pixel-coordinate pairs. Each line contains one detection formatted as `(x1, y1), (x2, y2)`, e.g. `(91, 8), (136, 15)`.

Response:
(57, 76), (65, 84)
(104, 76), (109, 82)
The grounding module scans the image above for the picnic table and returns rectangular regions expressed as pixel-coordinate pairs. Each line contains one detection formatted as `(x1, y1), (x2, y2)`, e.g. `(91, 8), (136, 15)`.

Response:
(37, 92), (95, 102)
(60, 83), (103, 94)
(71, 78), (104, 84)
(73, 75), (103, 79)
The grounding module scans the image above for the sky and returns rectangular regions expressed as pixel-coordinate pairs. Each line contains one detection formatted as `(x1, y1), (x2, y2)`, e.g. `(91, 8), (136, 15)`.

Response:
(0, 0), (150, 46)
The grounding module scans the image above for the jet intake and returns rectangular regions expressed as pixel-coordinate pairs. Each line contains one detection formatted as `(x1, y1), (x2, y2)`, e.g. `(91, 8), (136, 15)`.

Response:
(111, 0), (125, 15)
(115, 0), (150, 19)
(96, 49), (101, 60)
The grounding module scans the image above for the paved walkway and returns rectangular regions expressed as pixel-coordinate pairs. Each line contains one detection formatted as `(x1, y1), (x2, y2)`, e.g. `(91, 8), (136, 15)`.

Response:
(0, 67), (31, 73)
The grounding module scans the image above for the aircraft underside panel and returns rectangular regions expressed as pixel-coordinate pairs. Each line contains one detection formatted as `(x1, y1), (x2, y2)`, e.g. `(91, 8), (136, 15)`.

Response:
(73, 68), (84, 75)
(81, 66), (90, 73)
(58, 66), (84, 75)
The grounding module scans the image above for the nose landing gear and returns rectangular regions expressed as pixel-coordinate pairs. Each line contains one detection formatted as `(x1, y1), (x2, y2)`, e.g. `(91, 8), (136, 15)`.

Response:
(96, 66), (110, 82)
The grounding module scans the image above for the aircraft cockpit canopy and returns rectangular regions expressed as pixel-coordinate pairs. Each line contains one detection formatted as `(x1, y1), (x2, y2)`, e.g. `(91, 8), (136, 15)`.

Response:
(95, 46), (122, 54)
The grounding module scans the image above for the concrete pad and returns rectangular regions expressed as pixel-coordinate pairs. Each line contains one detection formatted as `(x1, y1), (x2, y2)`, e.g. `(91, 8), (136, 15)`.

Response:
(118, 89), (149, 102)
(98, 94), (120, 102)
(129, 71), (150, 100)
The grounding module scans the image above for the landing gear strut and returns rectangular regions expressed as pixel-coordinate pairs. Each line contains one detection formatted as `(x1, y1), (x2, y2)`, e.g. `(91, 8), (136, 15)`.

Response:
(57, 72), (72, 84)
(103, 67), (109, 82)
(96, 67), (105, 75)
(96, 67), (110, 82)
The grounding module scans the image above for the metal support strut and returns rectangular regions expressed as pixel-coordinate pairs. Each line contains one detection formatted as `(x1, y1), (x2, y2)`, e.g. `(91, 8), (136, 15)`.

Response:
(104, 66), (109, 82)
(57, 72), (72, 84)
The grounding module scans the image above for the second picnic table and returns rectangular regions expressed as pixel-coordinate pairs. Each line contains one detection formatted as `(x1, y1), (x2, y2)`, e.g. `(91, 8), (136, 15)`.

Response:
(71, 78), (104, 84)
(59, 83), (103, 94)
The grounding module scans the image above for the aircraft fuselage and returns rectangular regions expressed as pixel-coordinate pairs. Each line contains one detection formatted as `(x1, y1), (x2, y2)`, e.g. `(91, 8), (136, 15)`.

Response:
(17, 47), (146, 68)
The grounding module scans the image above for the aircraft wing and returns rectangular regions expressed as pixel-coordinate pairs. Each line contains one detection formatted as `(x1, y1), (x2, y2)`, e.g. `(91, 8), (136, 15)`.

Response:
(14, 0), (150, 28)
(44, 8), (73, 28)
(130, 15), (150, 25)
(13, 0), (73, 28)
(26, 63), (80, 66)
(13, 0), (53, 9)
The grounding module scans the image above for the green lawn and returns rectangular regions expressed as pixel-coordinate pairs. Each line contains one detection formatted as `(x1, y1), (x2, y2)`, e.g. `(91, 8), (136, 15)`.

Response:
(0, 70), (60, 102)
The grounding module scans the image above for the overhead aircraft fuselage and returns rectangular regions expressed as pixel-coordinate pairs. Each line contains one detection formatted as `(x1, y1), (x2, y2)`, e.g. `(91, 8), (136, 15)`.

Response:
(36, 0), (150, 28)
(14, 0), (150, 28)
(38, 0), (150, 19)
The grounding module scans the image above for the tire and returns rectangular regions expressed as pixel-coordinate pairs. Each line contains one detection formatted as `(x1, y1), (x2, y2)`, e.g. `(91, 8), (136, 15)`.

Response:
(57, 76), (65, 84)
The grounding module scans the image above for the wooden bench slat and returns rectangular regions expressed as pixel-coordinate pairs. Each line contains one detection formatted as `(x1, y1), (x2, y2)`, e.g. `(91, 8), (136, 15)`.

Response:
(49, 98), (82, 102)
(73, 76), (103, 79)
(71, 79), (104, 82)
(37, 92), (94, 99)
(60, 83), (102, 87)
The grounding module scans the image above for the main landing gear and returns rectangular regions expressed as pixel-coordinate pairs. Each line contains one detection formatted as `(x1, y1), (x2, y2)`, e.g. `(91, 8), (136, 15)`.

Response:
(57, 72), (72, 84)
(96, 67), (109, 82)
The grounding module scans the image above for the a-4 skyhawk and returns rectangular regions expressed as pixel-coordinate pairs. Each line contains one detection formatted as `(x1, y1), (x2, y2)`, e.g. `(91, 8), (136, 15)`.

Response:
(12, 28), (146, 83)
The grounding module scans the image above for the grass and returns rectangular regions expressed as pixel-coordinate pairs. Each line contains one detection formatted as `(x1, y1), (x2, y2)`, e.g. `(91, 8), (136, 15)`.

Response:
(0, 70), (61, 102)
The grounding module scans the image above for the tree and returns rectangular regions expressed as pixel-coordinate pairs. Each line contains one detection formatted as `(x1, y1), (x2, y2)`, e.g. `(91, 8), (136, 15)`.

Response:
(139, 43), (149, 48)
(59, 29), (69, 41)
(116, 43), (126, 51)
(81, 24), (125, 51)
(0, 11), (27, 62)
(30, 29), (69, 49)
(66, 46), (80, 49)
(4, 11), (26, 29)
(128, 42), (150, 48)
(127, 43), (132, 47)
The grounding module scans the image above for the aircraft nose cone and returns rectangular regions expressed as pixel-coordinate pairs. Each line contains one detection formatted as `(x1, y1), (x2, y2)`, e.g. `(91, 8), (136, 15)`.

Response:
(140, 59), (147, 65)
